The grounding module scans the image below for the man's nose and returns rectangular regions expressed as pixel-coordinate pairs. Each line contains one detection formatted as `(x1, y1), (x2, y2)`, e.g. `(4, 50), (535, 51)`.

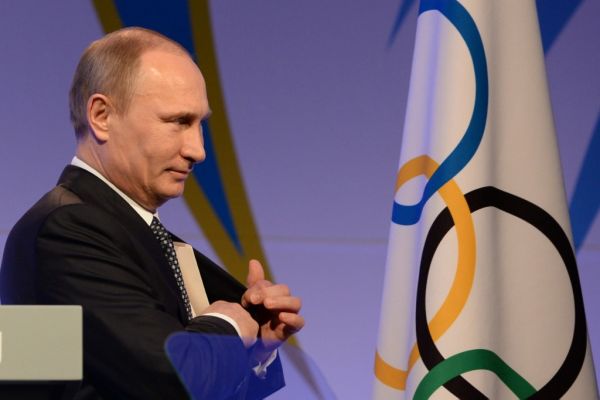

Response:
(182, 125), (206, 164)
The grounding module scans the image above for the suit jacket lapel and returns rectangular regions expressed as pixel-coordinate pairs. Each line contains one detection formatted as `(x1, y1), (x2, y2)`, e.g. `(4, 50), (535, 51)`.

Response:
(57, 165), (189, 322)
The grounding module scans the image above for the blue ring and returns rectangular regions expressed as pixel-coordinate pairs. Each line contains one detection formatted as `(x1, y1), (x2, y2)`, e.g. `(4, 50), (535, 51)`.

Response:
(392, 0), (488, 225)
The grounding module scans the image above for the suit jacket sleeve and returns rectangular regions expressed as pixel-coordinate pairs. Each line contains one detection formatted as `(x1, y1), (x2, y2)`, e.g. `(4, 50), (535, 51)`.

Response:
(34, 203), (282, 399)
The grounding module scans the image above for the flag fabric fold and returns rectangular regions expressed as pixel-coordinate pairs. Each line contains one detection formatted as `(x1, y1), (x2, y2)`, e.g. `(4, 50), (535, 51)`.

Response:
(374, 0), (598, 398)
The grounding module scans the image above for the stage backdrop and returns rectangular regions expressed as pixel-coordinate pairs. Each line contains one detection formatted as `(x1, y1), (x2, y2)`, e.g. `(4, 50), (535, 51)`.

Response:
(0, 1), (597, 398)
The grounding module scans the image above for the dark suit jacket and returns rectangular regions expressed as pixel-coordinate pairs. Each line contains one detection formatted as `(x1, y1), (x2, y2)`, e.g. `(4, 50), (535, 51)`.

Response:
(0, 166), (284, 399)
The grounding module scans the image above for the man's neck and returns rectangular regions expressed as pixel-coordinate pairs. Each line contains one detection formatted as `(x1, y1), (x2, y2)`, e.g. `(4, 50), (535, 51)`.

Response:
(71, 156), (157, 225)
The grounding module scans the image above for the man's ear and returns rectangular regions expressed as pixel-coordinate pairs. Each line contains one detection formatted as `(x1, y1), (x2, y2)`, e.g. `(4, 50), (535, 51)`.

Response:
(86, 94), (113, 142)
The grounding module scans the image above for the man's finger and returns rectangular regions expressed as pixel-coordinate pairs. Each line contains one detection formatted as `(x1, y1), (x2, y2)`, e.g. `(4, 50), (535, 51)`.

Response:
(264, 296), (302, 312)
(260, 283), (289, 298)
(247, 259), (265, 287)
(241, 279), (273, 307)
(278, 312), (305, 334)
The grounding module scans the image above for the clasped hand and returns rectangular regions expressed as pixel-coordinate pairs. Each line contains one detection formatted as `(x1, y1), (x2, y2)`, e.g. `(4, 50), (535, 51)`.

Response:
(199, 260), (304, 361)
(241, 260), (304, 362)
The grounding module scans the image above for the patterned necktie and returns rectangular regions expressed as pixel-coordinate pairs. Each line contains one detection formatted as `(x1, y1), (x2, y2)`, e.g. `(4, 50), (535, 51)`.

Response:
(150, 217), (193, 321)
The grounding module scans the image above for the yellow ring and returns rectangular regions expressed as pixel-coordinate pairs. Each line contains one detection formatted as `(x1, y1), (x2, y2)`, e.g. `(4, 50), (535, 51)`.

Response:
(375, 155), (476, 390)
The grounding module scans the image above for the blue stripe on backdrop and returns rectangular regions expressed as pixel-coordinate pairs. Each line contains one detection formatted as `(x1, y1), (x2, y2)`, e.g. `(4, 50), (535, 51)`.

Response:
(388, 0), (418, 47)
(570, 113), (600, 251)
(535, 0), (599, 251)
(536, 0), (584, 54)
(192, 122), (242, 253)
(114, 0), (195, 52)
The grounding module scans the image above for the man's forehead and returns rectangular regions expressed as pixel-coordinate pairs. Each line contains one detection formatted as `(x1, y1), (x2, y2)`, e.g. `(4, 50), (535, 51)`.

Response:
(136, 50), (202, 85)
(128, 53), (209, 118)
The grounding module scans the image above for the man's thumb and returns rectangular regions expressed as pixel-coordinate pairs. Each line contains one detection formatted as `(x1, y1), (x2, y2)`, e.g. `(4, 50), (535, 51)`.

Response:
(247, 259), (265, 286)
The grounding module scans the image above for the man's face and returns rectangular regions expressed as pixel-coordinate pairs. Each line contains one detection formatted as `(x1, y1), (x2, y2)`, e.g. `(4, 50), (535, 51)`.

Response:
(102, 49), (209, 211)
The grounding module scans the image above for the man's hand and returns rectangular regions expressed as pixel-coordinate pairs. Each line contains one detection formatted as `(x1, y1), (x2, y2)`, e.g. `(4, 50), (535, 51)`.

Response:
(200, 300), (259, 348)
(241, 260), (305, 361)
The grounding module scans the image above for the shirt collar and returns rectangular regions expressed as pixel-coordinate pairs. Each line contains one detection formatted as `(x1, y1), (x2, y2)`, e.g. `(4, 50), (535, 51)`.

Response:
(71, 156), (157, 226)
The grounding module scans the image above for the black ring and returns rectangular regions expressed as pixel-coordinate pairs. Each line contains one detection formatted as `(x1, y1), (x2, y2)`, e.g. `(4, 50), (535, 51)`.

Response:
(415, 186), (587, 398)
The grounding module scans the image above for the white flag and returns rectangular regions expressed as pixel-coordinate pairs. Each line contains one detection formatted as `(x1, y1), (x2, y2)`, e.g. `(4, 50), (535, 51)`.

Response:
(373, 0), (598, 398)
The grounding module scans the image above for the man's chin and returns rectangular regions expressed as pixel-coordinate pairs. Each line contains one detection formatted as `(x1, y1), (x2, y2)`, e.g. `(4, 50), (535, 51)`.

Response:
(155, 184), (186, 205)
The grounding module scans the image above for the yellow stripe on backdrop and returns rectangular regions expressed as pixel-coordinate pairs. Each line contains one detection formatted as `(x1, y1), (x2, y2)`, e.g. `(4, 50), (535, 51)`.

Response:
(186, 0), (273, 284)
(92, 0), (121, 33)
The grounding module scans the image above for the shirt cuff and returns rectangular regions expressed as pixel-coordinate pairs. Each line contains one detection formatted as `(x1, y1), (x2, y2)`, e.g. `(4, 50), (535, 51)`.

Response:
(201, 313), (276, 377)
(202, 312), (245, 339)
(252, 349), (278, 379)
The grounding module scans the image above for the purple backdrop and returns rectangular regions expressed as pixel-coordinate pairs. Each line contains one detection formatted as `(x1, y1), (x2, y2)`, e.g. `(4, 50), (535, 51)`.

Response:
(0, 1), (598, 398)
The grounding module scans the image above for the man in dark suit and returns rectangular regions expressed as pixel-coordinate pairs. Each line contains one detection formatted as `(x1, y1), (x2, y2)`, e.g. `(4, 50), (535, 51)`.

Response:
(0, 27), (304, 399)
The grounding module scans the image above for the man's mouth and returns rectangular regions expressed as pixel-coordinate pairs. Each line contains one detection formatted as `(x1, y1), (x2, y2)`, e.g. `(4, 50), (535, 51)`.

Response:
(167, 169), (190, 179)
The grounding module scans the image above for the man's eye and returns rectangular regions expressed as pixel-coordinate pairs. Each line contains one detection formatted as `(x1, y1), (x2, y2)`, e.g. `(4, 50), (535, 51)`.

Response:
(173, 118), (191, 126)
